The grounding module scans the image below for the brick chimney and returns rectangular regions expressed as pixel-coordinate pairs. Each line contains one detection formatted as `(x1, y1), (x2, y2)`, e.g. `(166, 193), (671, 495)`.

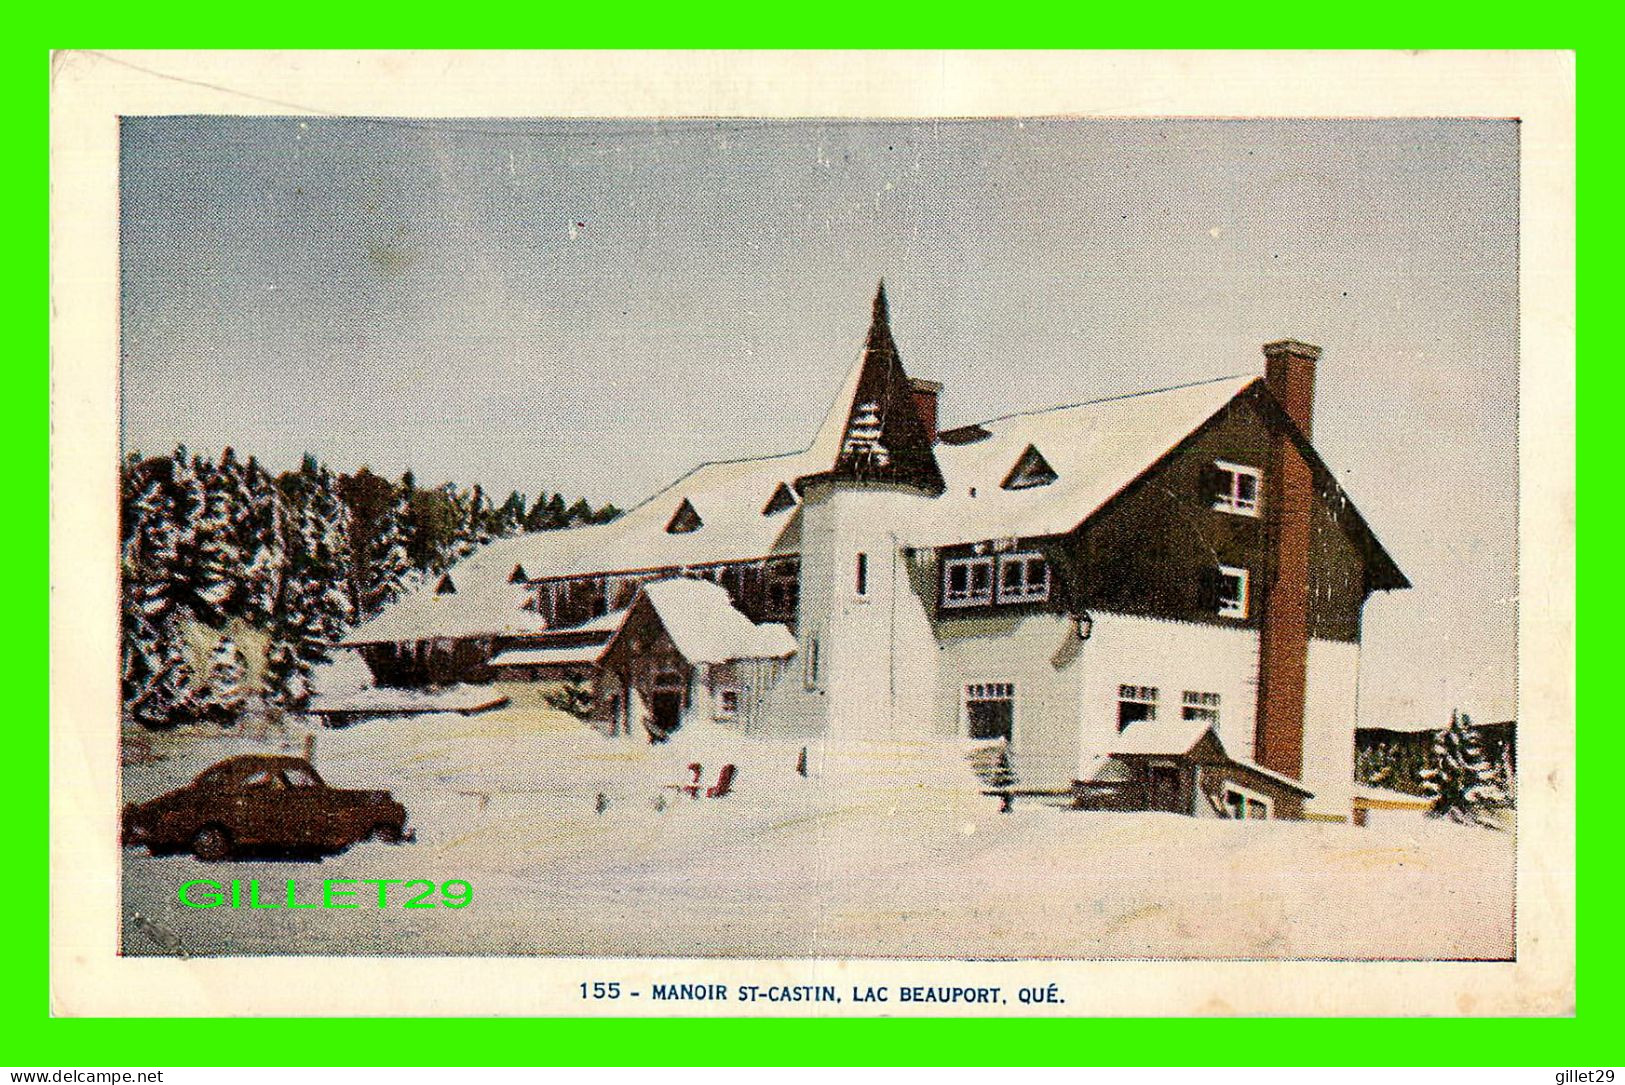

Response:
(1254, 339), (1320, 782)
(909, 377), (942, 445)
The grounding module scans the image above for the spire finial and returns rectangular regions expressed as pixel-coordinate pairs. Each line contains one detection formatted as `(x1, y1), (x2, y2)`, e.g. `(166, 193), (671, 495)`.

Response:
(872, 279), (889, 324)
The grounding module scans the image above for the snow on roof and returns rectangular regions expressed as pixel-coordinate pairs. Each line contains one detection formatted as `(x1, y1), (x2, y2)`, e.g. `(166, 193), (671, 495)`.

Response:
(1110, 721), (1314, 796)
(340, 524), (618, 645)
(634, 577), (798, 664)
(489, 643), (608, 668)
(1353, 784), (1434, 806)
(553, 450), (812, 577)
(1109, 718), (1218, 758)
(905, 374), (1259, 548)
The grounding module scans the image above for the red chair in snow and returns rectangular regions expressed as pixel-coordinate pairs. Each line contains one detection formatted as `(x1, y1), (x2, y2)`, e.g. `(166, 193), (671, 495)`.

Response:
(665, 763), (704, 799)
(705, 764), (737, 799)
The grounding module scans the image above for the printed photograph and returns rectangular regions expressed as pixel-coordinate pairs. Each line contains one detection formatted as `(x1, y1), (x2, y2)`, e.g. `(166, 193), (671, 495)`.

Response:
(115, 113), (1519, 961)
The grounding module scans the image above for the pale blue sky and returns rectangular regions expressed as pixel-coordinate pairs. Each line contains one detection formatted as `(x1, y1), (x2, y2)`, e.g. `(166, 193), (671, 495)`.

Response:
(120, 116), (1519, 727)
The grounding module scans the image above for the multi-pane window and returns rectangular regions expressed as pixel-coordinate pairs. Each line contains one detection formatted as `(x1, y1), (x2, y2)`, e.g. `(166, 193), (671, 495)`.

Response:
(1182, 690), (1221, 724)
(943, 555), (995, 607)
(1217, 565), (1250, 619)
(1211, 461), (1262, 516)
(997, 552), (1050, 603)
(1118, 684), (1158, 731)
(965, 682), (1015, 741)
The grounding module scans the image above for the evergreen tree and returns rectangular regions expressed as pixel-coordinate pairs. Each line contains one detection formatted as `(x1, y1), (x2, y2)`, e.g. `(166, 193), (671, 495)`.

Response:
(1420, 710), (1508, 828)
(495, 491), (528, 538)
(566, 497), (594, 527)
(237, 455), (288, 629)
(130, 619), (197, 728)
(592, 502), (623, 524)
(196, 634), (251, 724)
(191, 450), (241, 622)
(360, 481), (416, 618)
(523, 492), (551, 533)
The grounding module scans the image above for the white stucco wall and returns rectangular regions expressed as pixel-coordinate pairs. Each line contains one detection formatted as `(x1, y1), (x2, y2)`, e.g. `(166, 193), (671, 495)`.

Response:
(1302, 637), (1361, 819)
(1075, 611), (1263, 769)
(934, 609), (1085, 789)
(793, 481), (941, 742)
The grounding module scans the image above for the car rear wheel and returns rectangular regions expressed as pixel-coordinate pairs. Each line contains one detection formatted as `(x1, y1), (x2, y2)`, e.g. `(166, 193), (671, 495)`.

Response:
(366, 823), (401, 844)
(191, 825), (232, 862)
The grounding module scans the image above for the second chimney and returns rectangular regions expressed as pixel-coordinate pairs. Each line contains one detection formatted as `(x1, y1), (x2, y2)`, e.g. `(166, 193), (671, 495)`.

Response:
(1254, 338), (1320, 787)
(909, 377), (942, 445)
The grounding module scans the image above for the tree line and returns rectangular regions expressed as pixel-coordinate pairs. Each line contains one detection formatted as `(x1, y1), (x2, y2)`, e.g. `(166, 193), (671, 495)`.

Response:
(120, 445), (621, 728)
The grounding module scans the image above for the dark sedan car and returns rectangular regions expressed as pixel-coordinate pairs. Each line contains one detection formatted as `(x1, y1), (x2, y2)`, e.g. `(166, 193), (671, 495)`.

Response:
(122, 754), (409, 860)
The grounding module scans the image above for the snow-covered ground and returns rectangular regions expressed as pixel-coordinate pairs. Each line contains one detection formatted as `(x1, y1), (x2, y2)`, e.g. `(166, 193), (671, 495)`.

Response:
(121, 684), (1515, 960)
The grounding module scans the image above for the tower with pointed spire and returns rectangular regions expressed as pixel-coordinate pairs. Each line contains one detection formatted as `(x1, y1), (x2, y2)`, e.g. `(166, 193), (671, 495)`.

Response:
(783, 281), (944, 740)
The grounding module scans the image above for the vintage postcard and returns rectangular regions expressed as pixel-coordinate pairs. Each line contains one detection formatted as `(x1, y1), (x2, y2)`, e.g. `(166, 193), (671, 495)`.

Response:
(49, 51), (1575, 1016)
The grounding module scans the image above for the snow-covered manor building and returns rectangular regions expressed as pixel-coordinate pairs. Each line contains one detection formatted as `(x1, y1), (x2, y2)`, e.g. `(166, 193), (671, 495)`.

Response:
(342, 284), (1409, 821)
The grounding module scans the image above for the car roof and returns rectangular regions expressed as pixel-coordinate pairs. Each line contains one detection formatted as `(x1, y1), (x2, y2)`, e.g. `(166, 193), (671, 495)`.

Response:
(200, 754), (316, 774)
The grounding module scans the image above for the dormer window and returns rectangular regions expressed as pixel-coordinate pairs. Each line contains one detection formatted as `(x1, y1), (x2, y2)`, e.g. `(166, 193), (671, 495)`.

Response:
(508, 564), (528, 584)
(762, 482), (797, 516)
(1001, 445), (1058, 490)
(996, 552), (1050, 603)
(436, 574), (457, 595)
(1210, 461), (1262, 516)
(666, 498), (703, 534)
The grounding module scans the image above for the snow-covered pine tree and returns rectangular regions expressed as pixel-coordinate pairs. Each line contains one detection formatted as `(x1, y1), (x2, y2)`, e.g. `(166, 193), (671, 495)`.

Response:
(566, 497), (594, 527)
(263, 633), (311, 711)
(360, 481), (416, 619)
(192, 449), (242, 623)
(163, 448), (213, 622)
(236, 455), (288, 630)
(495, 491), (527, 539)
(196, 634), (251, 724)
(1420, 710), (1509, 828)
(130, 618), (197, 728)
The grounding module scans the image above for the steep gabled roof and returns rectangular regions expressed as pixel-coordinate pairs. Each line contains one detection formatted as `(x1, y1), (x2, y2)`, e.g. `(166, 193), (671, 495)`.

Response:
(796, 281), (945, 495)
(603, 577), (797, 665)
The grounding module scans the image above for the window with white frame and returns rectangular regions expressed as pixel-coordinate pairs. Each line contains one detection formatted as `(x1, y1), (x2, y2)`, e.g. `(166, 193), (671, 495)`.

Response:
(1182, 690), (1221, 724)
(1211, 461), (1262, 516)
(964, 682), (1015, 741)
(1223, 785), (1270, 820)
(1118, 684), (1158, 731)
(942, 555), (995, 607)
(997, 551), (1050, 603)
(1217, 565), (1250, 619)
(714, 686), (740, 720)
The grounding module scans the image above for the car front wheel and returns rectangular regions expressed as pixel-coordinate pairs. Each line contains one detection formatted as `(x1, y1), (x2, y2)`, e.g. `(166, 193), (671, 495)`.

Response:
(190, 825), (232, 862)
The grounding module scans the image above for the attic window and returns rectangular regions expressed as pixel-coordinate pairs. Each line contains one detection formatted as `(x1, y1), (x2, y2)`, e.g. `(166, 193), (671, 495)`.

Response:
(436, 574), (457, 595)
(1208, 460), (1262, 517)
(509, 564), (529, 584)
(666, 498), (703, 534)
(1002, 445), (1058, 490)
(762, 483), (797, 516)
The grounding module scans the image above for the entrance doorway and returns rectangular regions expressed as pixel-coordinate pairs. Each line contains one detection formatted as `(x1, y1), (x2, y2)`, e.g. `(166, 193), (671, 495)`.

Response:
(1147, 764), (1184, 813)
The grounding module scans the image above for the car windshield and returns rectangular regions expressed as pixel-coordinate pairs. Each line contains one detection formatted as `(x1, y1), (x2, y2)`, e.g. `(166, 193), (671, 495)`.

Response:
(282, 767), (321, 789)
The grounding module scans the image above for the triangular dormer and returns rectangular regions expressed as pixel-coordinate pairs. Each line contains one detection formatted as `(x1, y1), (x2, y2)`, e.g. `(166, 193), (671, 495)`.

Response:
(436, 573), (457, 595)
(798, 281), (946, 495)
(1001, 445), (1059, 490)
(763, 482), (797, 516)
(666, 498), (703, 534)
(509, 563), (529, 583)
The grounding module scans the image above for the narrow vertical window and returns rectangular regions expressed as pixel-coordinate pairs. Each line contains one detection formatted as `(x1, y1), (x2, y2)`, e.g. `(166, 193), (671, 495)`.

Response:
(855, 552), (869, 597)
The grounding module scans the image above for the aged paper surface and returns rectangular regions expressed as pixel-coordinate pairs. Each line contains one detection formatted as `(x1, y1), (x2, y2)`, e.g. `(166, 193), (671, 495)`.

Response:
(50, 50), (1574, 1016)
